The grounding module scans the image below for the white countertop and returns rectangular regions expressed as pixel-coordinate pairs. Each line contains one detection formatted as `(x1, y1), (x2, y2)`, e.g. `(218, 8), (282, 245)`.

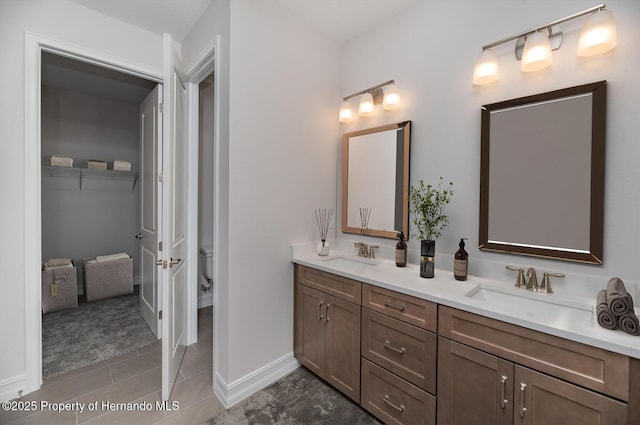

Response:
(292, 246), (640, 360)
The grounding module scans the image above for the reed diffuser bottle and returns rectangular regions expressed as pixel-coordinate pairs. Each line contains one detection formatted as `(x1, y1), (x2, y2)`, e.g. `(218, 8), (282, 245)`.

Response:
(315, 208), (333, 256)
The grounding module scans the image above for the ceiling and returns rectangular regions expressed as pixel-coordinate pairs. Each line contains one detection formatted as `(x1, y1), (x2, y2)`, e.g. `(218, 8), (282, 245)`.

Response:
(46, 1), (418, 102)
(68, 0), (418, 44)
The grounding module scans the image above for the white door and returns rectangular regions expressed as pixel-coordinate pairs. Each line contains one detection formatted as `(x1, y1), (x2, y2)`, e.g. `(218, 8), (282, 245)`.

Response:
(138, 84), (163, 338)
(161, 33), (189, 401)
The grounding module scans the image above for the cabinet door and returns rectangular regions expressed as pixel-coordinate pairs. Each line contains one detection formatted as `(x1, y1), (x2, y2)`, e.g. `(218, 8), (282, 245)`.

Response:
(438, 338), (513, 425)
(514, 366), (627, 425)
(296, 284), (326, 376)
(325, 294), (361, 402)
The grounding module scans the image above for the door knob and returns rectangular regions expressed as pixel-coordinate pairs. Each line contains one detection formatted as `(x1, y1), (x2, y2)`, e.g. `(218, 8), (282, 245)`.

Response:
(169, 257), (182, 268)
(135, 233), (144, 240)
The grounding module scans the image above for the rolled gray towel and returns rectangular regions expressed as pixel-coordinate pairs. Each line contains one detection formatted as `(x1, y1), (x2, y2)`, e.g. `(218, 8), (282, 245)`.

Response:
(618, 313), (640, 336)
(596, 290), (617, 330)
(607, 277), (633, 316)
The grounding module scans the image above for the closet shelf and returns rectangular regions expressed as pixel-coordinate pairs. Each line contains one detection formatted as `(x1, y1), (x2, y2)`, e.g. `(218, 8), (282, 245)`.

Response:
(42, 166), (138, 191)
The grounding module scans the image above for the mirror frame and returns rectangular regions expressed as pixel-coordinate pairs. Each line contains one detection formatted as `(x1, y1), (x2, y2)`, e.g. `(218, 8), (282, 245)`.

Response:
(479, 81), (606, 264)
(342, 121), (411, 239)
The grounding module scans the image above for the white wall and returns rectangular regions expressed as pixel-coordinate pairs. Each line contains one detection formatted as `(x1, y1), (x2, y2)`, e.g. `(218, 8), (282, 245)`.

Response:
(0, 0), (161, 396)
(339, 0), (640, 292)
(41, 87), (141, 287)
(225, 0), (340, 385)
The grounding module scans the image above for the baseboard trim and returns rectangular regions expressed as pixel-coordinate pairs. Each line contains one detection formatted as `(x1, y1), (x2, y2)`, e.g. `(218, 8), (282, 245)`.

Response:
(214, 353), (299, 409)
(0, 374), (27, 403)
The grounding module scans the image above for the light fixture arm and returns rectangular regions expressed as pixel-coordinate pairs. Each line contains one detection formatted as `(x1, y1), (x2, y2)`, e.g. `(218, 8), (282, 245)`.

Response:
(481, 3), (606, 51)
(342, 80), (395, 101)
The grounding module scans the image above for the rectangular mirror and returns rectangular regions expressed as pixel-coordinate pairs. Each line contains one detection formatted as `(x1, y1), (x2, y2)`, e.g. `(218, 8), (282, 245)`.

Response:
(480, 81), (606, 264)
(342, 121), (411, 239)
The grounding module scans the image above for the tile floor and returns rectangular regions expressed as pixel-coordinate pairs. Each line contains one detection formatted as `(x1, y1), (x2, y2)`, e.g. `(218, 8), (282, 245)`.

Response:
(0, 307), (224, 425)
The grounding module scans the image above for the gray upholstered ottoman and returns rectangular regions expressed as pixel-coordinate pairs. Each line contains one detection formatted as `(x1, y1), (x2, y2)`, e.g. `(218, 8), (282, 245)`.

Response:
(83, 256), (134, 302)
(42, 263), (78, 313)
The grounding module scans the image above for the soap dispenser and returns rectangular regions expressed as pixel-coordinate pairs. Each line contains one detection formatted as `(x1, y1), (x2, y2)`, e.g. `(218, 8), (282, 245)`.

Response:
(395, 232), (407, 267)
(454, 238), (468, 281)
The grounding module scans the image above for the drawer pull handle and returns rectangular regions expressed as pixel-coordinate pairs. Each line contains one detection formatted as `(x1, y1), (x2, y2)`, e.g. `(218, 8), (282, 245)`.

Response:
(384, 340), (406, 355)
(384, 394), (405, 413)
(317, 301), (324, 321)
(500, 375), (508, 409)
(384, 300), (406, 311)
(519, 383), (527, 417)
(324, 304), (330, 322)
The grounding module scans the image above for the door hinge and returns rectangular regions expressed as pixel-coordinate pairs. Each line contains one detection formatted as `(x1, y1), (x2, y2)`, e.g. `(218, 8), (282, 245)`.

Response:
(159, 241), (163, 252)
(159, 102), (164, 113)
(158, 173), (163, 183)
(159, 310), (163, 320)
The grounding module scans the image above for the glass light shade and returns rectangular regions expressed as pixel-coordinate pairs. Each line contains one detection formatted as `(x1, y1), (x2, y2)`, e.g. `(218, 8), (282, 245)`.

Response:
(472, 49), (499, 85)
(577, 9), (617, 57)
(358, 92), (375, 116)
(339, 100), (354, 122)
(521, 31), (552, 72)
(382, 83), (400, 110)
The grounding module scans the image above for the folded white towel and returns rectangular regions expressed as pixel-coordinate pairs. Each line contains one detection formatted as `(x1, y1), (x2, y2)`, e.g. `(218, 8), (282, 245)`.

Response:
(51, 155), (73, 168)
(96, 253), (130, 262)
(46, 258), (72, 267)
(88, 159), (107, 170)
(113, 160), (132, 171)
(45, 263), (74, 270)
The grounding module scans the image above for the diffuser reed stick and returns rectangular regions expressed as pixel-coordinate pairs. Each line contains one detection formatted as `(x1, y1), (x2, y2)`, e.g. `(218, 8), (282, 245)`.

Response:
(359, 207), (371, 232)
(315, 208), (333, 256)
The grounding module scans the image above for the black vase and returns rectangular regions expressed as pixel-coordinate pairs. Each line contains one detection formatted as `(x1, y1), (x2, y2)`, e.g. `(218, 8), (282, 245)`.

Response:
(420, 239), (435, 278)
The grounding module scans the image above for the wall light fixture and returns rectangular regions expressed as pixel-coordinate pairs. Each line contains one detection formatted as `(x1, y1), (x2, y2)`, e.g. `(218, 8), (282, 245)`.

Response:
(339, 80), (400, 122)
(472, 4), (617, 85)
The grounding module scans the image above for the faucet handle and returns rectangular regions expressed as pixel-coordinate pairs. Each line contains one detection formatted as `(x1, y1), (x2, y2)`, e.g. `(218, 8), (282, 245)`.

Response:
(506, 265), (526, 288)
(369, 245), (379, 259)
(540, 272), (564, 294)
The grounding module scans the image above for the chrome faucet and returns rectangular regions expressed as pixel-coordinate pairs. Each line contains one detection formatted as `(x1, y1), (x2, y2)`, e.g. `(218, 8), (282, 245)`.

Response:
(354, 242), (369, 258)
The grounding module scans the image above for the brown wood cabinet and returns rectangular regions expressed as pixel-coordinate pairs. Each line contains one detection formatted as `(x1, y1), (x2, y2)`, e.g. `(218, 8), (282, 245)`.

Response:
(361, 283), (438, 424)
(438, 307), (631, 425)
(294, 265), (361, 402)
(293, 265), (640, 425)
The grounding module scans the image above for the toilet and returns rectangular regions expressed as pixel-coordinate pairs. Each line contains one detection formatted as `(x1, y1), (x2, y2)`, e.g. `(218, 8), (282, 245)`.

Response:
(199, 246), (213, 291)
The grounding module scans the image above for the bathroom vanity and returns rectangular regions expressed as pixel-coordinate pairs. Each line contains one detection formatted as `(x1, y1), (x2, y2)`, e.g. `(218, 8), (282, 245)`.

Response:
(292, 252), (640, 425)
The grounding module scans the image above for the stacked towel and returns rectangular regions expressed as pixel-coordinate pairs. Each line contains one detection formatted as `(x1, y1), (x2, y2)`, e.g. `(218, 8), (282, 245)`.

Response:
(46, 257), (71, 268)
(596, 277), (640, 336)
(50, 155), (73, 167)
(607, 278), (634, 315)
(596, 290), (616, 330)
(96, 252), (130, 262)
(113, 160), (132, 171)
(88, 159), (107, 170)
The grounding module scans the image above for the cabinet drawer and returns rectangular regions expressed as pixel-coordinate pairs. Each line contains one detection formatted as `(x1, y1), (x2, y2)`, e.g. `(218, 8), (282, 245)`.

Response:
(362, 308), (436, 394)
(361, 358), (435, 425)
(439, 306), (630, 401)
(362, 283), (437, 331)
(296, 265), (361, 304)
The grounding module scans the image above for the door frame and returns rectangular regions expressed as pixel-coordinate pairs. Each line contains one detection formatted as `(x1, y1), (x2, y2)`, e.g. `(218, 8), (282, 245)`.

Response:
(185, 38), (217, 344)
(23, 32), (200, 394)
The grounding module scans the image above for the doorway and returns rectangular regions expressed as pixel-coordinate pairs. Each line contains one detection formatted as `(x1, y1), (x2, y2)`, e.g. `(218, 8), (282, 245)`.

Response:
(25, 32), (216, 399)
(40, 51), (159, 378)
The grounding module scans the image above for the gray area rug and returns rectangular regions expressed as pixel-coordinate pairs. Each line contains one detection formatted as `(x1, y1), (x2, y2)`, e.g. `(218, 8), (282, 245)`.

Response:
(42, 291), (157, 379)
(204, 367), (381, 425)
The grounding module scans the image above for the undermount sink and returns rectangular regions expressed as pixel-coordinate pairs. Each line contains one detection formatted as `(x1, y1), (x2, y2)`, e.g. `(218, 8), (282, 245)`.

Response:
(321, 256), (377, 273)
(465, 283), (593, 325)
